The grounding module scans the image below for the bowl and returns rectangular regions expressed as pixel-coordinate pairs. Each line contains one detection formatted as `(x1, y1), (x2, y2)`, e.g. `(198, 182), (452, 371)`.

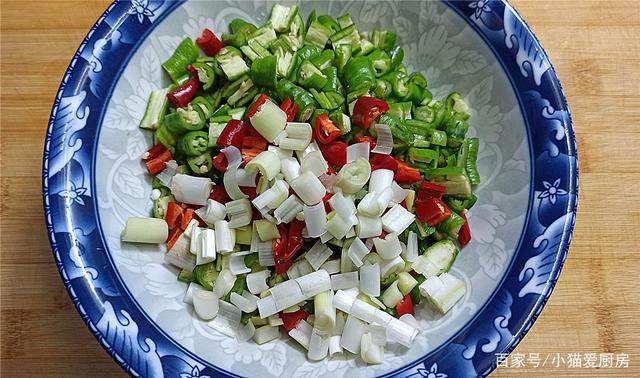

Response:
(43, 1), (577, 377)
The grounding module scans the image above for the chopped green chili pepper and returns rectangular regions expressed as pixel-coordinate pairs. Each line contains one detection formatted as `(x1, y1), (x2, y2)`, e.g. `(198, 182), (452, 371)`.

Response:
(191, 62), (216, 91)
(216, 46), (250, 81)
(164, 109), (204, 134)
(310, 50), (335, 70)
(371, 30), (397, 52)
(321, 66), (343, 93)
(431, 129), (448, 146)
(330, 24), (360, 50)
(378, 113), (414, 145)
(408, 147), (439, 163)
(341, 56), (376, 93)
(389, 46), (404, 69)
(268, 4), (299, 33)
(276, 79), (318, 121)
(356, 38), (375, 56)
(309, 88), (344, 110)
(305, 20), (332, 48)
(248, 27), (277, 49)
(337, 14), (354, 28)
(373, 79), (391, 99)
(251, 55), (278, 88)
(162, 38), (200, 83)
(465, 137), (481, 184)
(334, 44), (352, 75)
(178, 131), (209, 156)
(387, 101), (412, 120)
(368, 49), (392, 77)
(187, 151), (213, 175)
(298, 60), (328, 90)
(317, 15), (341, 34)
(193, 262), (219, 290)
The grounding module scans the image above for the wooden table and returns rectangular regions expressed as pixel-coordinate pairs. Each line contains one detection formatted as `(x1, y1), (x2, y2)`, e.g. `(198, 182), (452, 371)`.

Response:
(1, 1), (638, 376)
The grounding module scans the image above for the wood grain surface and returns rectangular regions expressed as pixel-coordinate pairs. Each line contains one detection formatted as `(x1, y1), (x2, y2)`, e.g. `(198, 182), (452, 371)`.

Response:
(1, 1), (639, 377)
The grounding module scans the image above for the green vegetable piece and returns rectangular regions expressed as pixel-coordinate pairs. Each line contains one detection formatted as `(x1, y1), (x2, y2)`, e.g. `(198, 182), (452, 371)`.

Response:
(276, 79), (318, 121)
(373, 79), (391, 99)
(378, 113), (414, 145)
(216, 46), (250, 81)
(268, 4), (299, 33)
(368, 49), (392, 77)
(330, 24), (360, 50)
(371, 30), (397, 52)
(334, 45), (352, 75)
(162, 38), (200, 82)
(193, 263), (219, 290)
(337, 14), (354, 29)
(251, 55), (278, 89)
(438, 211), (466, 238)
(341, 55), (376, 93)
(387, 101), (412, 121)
(178, 130), (209, 156)
(298, 60), (328, 90)
(305, 20), (332, 48)
(164, 108), (204, 134)
(248, 27), (278, 49)
(310, 50), (335, 70)
(139, 88), (169, 130)
(177, 269), (195, 283)
(317, 15), (341, 34)
(408, 147), (439, 163)
(431, 130), (448, 146)
(187, 151), (213, 175)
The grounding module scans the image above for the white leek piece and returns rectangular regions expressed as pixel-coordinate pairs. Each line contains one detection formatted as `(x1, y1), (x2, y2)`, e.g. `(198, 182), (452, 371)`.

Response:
(248, 98), (287, 142)
(193, 288), (219, 320)
(357, 193), (380, 217)
(326, 213), (352, 240)
(223, 162), (248, 201)
(225, 198), (252, 228)
(254, 325), (280, 344)
(371, 124), (393, 155)
(405, 231), (418, 263)
(196, 199), (226, 226)
(245, 151), (281, 181)
(368, 294), (386, 309)
(197, 228), (215, 265)
(236, 320), (256, 342)
(222, 144), (242, 165)
(368, 169), (393, 194)
(308, 329), (329, 360)
(386, 316), (419, 347)
(229, 251), (252, 275)
(156, 160), (178, 187)
(183, 282), (203, 305)
(329, 335), (343, 356)
(320, 231), (333, 244)
(246, 270), (270, 294)
(296, 269), (331, 297)
(350, 298), (377, 323)
(304, 240), (333, 270)
(359, 263), (380, 297)
(331, 272), (359, 290)
(318, 173), (339, 191)
(287, 258), (314, 280)
(274, 195), (303, 224)
(214, 220), (235, 253)
(289, 171), (326, 205)
(165, 233), (195, 271)
(303, 202), (327, 238)
(399, 314), (421, 330)
(213, 268), (236, 298)
(382, 204), (415, 234)
(121, 217), (168, 243)
(280, 156), (301, 182)
(391, 181), (408, 203)
(230, 291), (258, 313)
(255, 219), (280, 241)
(258, 245), (275, 266)
(170, 174), (212, 206)
(185, 219), (199, 239)
(328, 192), (357, 220)
(397, 272), (419, 295)
(270, 280), (305, 312)
(268, 145), (293, 159)
(340, 243), (355, 273)
(280, 122), (313, 151)
(320, 259), (341, 274)
(268, 314), (284, 326)
(295, 139), (319, 161)
(314, 291), (336, 335)
(419, 272), (466, 314)
(289, 319), (313, 349)
(375, 187), (394, 213)
(337, 158), (371, 194)
(356, 215), (382, 239)
(340, 314), (367, 354)
(252, 180), (287, 210)
(236, 168), (258, 187)
(257, 270), (330, 318)
(379, 255), (405, 279)
(382, 281), (403, 308)
(208, 300), (241, 337)
(300, 150), (328, 177)
(361, 332), (384, 364)
(364, 238), (375, 251)
(346, 142), (370, 163)
(373, 232), (402, 260)
(347, 237), (369, 267)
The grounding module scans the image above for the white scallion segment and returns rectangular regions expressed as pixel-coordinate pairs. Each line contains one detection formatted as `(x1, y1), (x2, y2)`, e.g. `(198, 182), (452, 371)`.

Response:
(229, 251), (251, 275)
(340, 244), (355, 273)
(300, 150), (329, 177)
(165, 233), (195, 271)
(183, 282), (203, 305)
(208, 300), (241, 337)
(397, 272), (419, 295)
(347, 237), (369, 267)
(320, 259), (341, 275)
(156, 160), (178, 187)
(340, 314), (367, 354)
(326, 213), (353, 240)
(404, 231), (418, 263)
(255, 219), (280, 241)
(289, 171), (326, 205)
(359, 263), (381, 297)
(253, 179), (289, 210)
(236, 168), (258, 187)
(213, 268), (236, 298)
(257, 296), (278, 319)
(296, 269), (332, 297)
(295, 140), (320, 161)
(230, 291), (258, 313)
(314, 291), (336, 335)
(279, 122), (313, 151)
(375, 187), (394, 214)
(197, 229), (215, 265)
(121, 217), (168, 243)
(193, 288), (219, 320)
(170, 174), (212, 206)
(368, 294), (386, 309)
(258, 270), (331, 318)
(308, 329), (330, 360)
(350, 298), (377, 323)
(246, 270), (270, 294)
(268, 314), (284, 326)
(386, 316), (419, 347)
(356, 215), (382, 239)
(382, 204), (416, 234)
(197, 199), (226, 226)
(254, 324), (280, 344)
(364, 237), (375, 251)
(223, 161), (248, 201)
(287, 259), (314, 280)
(411, 255), (441, 277)
(274, 195), (304, 224)
(357, 192), (381, 217)
(245, 151), (281, 181)
(391, 181), (408, 203)
(270, 280), (305, 311)
(150, 188), (162, 201)
(289, 319), (313, 349)
(382, 280), (403, 308)
(303, 202), (327, 238)
(258, 244), (275, 266)
(225, 198), (252, 228)
(304, 240), (333, 270)
(368, 169), (394, 194)
(249, 98), (287, 142)
(373, 232), (402, 260)
(347, 142), (370, 163)
(318, 173), (339, 191)
(371, 124), (393, 155)
(419, 272), (466, 314)
(379, 255), (406, 279)
(329, 192), (357, 220)
(214, 220), (235, 253)
(337, 158), (371, 194)
(361, 332), (384, 364)
(399, 314), (421, 330)
(280, 156), (301, 182)
(331, 272), (359, 290)
(329, 335), (343, 356)
(268, 145), (293, 159)
(320, 231), (333, 244)
(236, 320), (256, 343)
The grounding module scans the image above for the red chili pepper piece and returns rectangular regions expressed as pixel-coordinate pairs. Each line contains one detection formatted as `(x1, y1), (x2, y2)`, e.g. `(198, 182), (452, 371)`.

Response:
(314, 114), (342, 144)
(318, 140), (347, 168)
(180, 208), (195, 230)
(167, 65), (199, 108)
(458, 211), (471, 248)
(142, 143), (167, 160)
(280, 309), (309, 331)
(195, 28), (224, 56)
(279, 98), (299, 122)
(273, 225), (291, 274)
(414, 181), (447, 209)
(394, 160), (422, 183)
(415, 198), (452, 227)
(352, 97), (390, 129)
(396, 295), (414, 317)
(353, 136), (377, 149)
(165, 202), (184, 230)
(209, 185), (229, 204)
(166, 227), (183, 250)
(369, 153), (398, 172)
(217, 119), (249, 148)
(240, 186), (258, 201)
(246, 94), (270, 120)
(212, 153), (228, 173)
(242, 135), (268, 151)
(322, 192), (334, 213)
(145, 149), (173, 175)
(285, 219), (305, 262)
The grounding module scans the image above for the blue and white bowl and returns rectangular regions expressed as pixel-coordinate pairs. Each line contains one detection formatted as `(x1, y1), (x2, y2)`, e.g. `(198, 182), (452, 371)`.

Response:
(43, 1), (577, 377)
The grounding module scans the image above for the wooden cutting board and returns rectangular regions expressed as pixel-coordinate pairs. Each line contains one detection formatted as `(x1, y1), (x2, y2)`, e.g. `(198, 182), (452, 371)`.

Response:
(1, 0), (638, 376)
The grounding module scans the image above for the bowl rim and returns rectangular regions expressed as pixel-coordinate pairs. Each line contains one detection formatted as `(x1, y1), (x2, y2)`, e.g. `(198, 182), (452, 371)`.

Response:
(42, 1), (578, 377)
